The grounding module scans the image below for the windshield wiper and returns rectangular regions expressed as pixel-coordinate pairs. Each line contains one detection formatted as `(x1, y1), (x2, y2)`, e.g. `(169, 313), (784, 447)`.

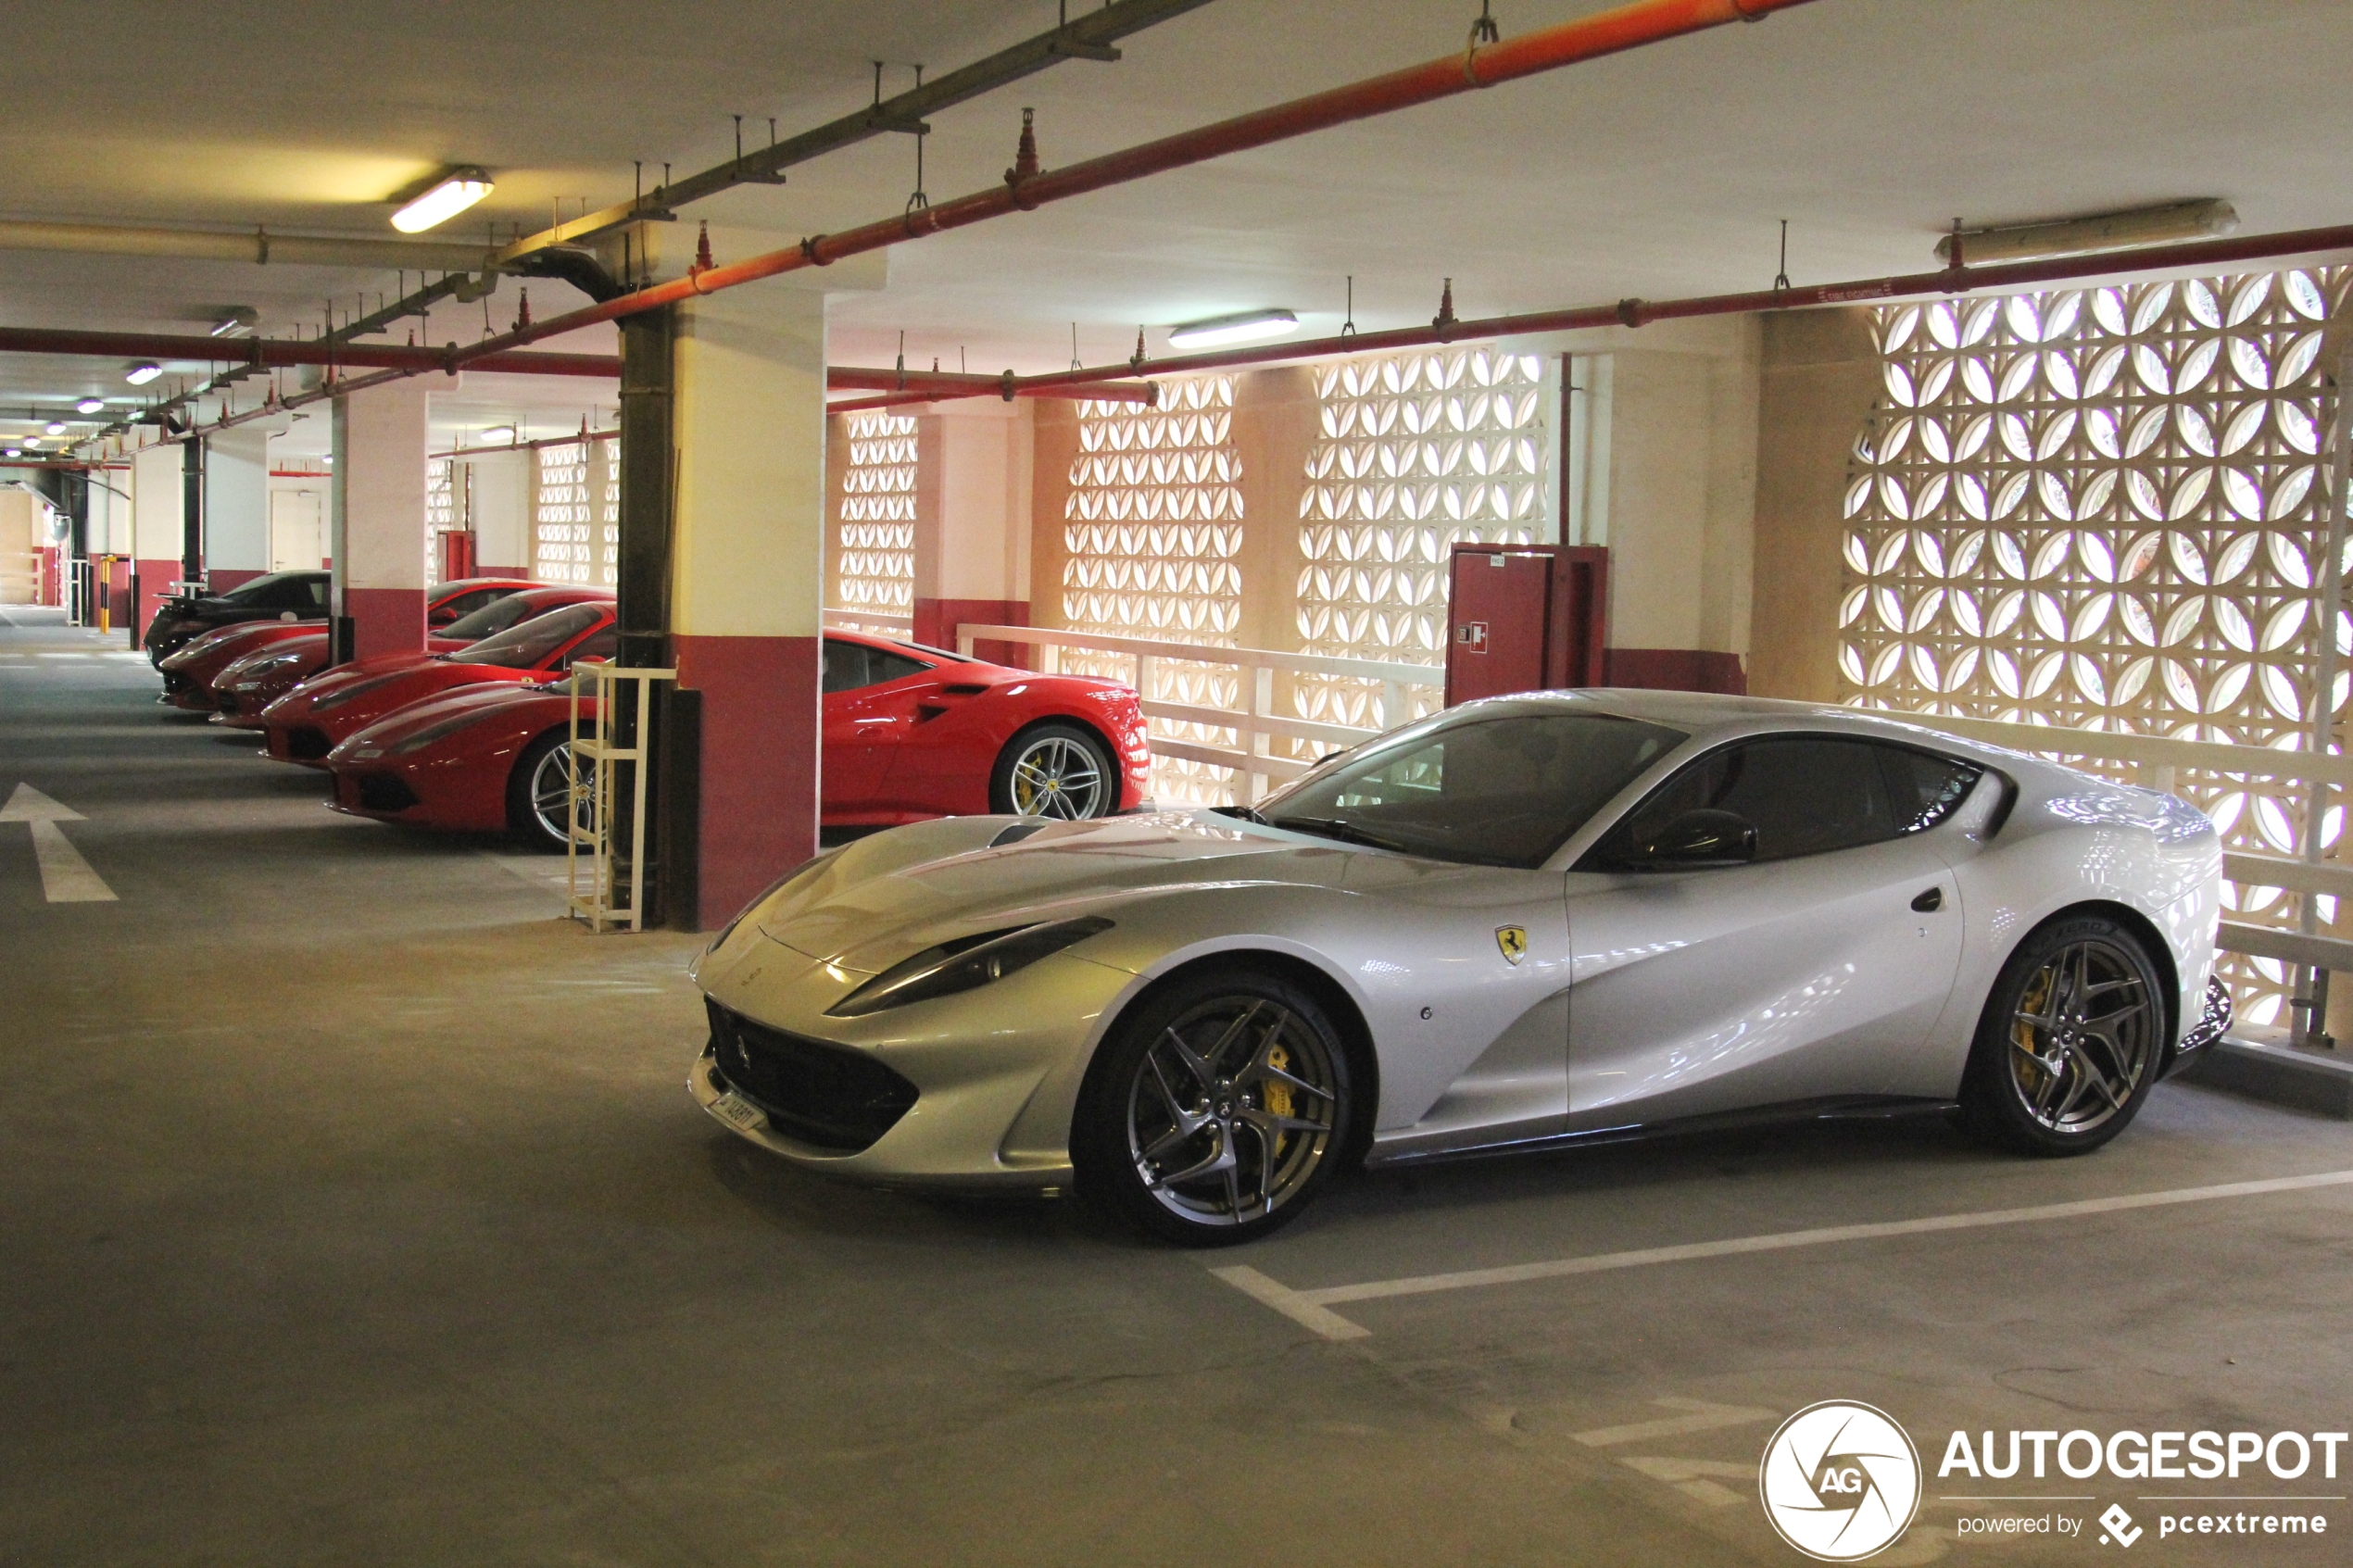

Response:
(1265, 815), (1415, 854)
(1210, 804), (1267, 824)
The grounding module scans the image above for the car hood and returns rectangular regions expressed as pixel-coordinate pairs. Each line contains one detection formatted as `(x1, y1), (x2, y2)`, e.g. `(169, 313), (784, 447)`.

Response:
(343, 681), (580, 748)
(755, 810), (1365, 973)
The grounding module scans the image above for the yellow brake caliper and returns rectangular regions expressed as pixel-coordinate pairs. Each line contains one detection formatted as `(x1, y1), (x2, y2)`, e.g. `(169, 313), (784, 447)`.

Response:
(1265, 1045), (1294, 1155)
(2014, 969), (2051, 1094)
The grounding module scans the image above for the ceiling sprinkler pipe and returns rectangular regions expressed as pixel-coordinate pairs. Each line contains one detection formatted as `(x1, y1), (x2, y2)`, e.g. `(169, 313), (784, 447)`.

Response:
(443, 0), (1821, 368)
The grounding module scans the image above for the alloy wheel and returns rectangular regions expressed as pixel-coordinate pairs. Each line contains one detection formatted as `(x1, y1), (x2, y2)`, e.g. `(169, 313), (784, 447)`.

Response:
(1009, 734), (1105, 819)
(529, 740), (595, 847)
(1124, 996), (1339, 1227)
(2006, 937), (2156, 1135)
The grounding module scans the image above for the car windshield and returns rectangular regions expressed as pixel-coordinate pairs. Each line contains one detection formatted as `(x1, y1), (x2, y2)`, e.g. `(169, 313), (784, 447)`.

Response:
(1255, 705), (1687, 868)
(214, 571), (302, 604)
(440, 593), (551, 642)
(453, 603), (601, 669)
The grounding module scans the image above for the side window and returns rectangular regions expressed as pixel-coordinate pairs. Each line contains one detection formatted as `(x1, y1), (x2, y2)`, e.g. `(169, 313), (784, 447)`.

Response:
(305, 578), (330, 607)
(1879, 746), (1983, 834)
(822, 639), (869, 694)
(560, 626), (618, 669)
(866, 649), (933, 685)
(1613, 736), (1901, 864)
(434, 589), (499, 623)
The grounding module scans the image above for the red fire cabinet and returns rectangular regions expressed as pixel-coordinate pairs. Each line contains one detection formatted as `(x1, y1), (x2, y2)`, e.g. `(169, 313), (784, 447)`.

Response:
(437, 530), (478, 584)
(1443, 544), (1608, 707)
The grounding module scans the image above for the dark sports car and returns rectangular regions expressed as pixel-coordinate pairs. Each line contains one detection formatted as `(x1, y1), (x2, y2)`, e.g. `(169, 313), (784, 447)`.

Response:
(259, 599), (617, 764)
(158, 577), (536, 712)
(210, 584), (610, 727)
(321, 629), (1153, 847)
(143, 571), (331, 663)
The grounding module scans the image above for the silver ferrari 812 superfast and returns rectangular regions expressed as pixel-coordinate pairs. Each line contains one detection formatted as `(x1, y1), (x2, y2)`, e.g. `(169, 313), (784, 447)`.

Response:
(688, 691), (2230, 1244)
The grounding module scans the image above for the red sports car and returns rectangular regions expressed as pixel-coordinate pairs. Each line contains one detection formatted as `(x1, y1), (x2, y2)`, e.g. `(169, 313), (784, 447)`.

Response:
(163, 577), (538, 714)
(261, 597), (618, 764)
(214, 584), (609, 728)
(321, 630), (1152, 848)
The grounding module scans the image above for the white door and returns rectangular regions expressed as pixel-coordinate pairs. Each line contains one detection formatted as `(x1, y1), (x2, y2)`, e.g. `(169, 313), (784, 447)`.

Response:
(270, 490), (322, 571)
(1566, 735), (1975, 1129)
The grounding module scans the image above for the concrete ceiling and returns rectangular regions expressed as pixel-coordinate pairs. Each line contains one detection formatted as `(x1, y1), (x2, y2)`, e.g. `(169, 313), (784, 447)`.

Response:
(4, 0), (2351, 439)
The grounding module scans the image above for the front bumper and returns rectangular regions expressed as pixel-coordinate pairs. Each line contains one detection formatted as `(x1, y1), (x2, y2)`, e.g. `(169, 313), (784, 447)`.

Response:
(687, 934), (1137, 1188)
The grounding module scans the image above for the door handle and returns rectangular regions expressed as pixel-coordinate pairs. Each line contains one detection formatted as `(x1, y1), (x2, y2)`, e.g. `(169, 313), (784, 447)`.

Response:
(1910, 886), (1944, 912)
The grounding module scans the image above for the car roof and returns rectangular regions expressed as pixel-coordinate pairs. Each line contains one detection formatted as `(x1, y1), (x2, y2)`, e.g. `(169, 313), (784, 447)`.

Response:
(1477, 688), (2010, 759)
(435, 577), (538, 595)
(825, 627), (977, 664)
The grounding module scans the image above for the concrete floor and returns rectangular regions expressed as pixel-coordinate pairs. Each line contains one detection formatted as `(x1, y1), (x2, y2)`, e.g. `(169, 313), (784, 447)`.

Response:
(4, 604), (2350, 1566)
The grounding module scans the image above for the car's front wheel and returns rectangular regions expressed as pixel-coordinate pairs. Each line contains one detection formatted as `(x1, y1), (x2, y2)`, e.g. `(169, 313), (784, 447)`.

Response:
(1960, 914), (2166, 1156)
(1073, 969), (1355, 1245)
(508, 729), (593, 852)
(989, 722), (1116, 820)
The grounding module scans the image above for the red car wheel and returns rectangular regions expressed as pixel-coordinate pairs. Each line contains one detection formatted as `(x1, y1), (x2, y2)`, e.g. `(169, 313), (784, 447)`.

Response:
(507, 729), (593, 851)
(989, 722), (1118, 820)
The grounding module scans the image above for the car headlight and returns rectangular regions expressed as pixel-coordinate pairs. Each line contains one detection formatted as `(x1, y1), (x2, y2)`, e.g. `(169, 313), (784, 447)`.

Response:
(824, 917), (1113, 1018)
(388, 709), (501, 756)
(311, 672), (406, 712)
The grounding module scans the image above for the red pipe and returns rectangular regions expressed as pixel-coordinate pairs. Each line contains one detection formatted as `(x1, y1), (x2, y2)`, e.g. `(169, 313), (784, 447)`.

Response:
(447, 0), (1816, 367)
(824, 367), (1160, 411)
(911, 220), (2353, 404)
(0, 325), (617, 377)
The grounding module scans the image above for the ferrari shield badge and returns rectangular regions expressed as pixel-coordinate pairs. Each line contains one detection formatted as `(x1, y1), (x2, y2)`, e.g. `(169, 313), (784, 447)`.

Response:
(1494, 924), (1529, 966)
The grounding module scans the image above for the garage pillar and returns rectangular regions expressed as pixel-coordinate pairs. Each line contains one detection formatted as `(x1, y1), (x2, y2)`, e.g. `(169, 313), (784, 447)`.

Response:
(670, 283), (827, 930)
(203, 425), (272, 591)
(912, 399), (1033, 663)
(331, 379), (430, 662)
(128, 442), (183, 645)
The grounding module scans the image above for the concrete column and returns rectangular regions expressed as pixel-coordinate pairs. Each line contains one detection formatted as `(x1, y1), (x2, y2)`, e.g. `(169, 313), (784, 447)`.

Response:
(671, 281), (828, 928)
(1747, 307), (1881, 702)
(1592, 320), (1762, 693)
(128, 442), (183, 640)
(1230, 366), (1317, 656)
(331, 379), (430, 661)
(912, 399), (1033, 662)
(465, 451), (532, 578)
(203, 426), (272, 590)
(1026, 401), (1082, 635)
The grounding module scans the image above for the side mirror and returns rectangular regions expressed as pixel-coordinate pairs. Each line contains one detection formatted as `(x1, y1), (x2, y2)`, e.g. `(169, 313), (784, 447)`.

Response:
(1627, 808), (1757, 870)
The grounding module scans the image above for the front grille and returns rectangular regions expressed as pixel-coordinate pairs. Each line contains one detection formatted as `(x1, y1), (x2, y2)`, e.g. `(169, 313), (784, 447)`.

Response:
(356, 774), (420, 813)
(219, 693), (241, 713)
(706, 998), (918, 1152)
(162, 671), (191, 696)
(288, 726), (332, 760)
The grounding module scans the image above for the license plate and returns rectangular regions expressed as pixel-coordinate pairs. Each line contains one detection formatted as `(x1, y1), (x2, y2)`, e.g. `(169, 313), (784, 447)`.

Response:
(710, 1090), (768, 1135)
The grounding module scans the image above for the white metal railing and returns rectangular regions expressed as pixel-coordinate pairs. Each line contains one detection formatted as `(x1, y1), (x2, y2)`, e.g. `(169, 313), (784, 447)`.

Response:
(824, 608), (913, 636)
(956, 623), (1444, 802)
(565, 659), (676, 934)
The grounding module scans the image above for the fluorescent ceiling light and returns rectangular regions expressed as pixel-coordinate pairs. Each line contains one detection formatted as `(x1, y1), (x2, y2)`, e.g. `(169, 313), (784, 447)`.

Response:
(393, 168), (494, 233)
(1166, 308), (1300, 350)
(473, 426), (516, 445)
(1934, 199), (2239, 267)
(209, 307), (258, 338)
(125, 362), (162, 385)
(44, 421), (66, 435)
(76, 397), (105, 414)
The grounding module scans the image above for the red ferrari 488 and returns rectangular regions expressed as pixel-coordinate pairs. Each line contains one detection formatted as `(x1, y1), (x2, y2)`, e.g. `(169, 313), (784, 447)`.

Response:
(322, 629), (1151, 847)
(261, 598), (617, 763)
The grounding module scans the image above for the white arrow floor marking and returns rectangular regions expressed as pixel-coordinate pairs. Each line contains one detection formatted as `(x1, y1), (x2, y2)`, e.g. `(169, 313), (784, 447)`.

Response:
(1, 784), (117, 903)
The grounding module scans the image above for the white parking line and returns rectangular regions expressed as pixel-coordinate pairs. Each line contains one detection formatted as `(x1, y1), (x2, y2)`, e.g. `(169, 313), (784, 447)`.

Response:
(1208, 1167), (2353, 1339)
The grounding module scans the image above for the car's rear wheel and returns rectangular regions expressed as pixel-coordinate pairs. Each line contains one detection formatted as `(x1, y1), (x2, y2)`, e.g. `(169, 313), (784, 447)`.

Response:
(1074, 969), (1354, 1245)
(508, 729), (593, 852)
(989, 722), (1116, 820)
(1960, 914), (2165, 1156)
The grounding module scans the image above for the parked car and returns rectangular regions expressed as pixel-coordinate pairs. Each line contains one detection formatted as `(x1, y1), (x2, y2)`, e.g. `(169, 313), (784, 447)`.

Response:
(210, 585), (610, 727)
(321, 629), (1154, 848)
(259, 599), (617, 764)
(686, 690), (2230, 1244)
(143, 571), (331, 663)
(159, 577), (538, 712)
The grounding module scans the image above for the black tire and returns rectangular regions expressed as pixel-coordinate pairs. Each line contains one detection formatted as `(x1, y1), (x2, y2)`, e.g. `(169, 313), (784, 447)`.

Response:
(988, 721), (1118, 820)
(507, 728), (589, 852)
(1959, 913), (2167, 1157)
(1073, 968), (1355, 1246)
